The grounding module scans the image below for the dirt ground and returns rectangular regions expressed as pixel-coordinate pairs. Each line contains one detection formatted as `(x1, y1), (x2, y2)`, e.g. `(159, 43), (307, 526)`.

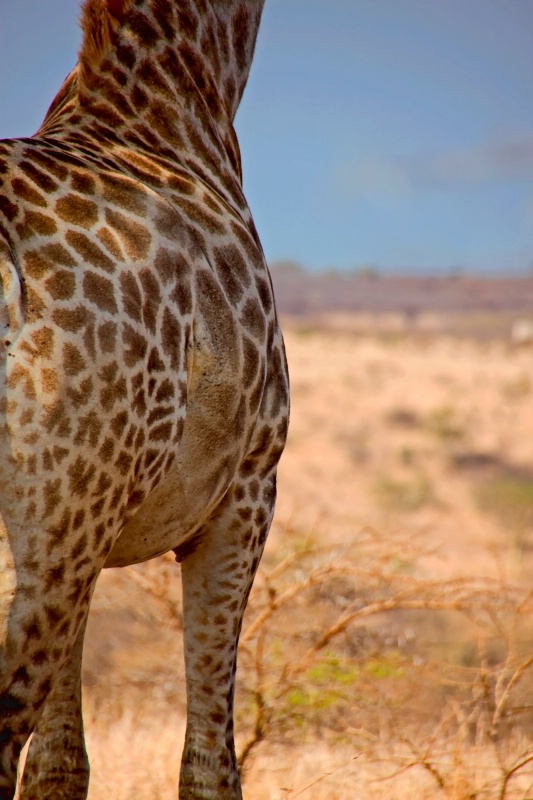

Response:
(272, 318), (533, 582)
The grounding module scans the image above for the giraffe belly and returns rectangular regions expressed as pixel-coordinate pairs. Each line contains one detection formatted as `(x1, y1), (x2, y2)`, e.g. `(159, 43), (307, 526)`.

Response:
(103, 467), (219, 567)
(104, 389), (247, 567)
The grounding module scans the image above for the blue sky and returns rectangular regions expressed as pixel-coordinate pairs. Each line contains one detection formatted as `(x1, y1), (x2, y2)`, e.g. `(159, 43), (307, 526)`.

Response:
(1, 0), (533, 274)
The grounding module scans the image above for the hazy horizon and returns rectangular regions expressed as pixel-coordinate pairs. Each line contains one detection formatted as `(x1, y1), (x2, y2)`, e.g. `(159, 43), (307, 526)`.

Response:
(268, 258), (533, 278)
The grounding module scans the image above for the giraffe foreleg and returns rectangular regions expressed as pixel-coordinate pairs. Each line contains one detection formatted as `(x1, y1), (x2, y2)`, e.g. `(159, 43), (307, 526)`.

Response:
(178, 470), (277, 800)
(18, 612), (90, 800)
(0, 508), (102, 800)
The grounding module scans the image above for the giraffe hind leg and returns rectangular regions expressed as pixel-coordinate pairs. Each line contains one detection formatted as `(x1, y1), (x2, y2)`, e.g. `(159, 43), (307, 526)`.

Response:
(179, 469), (277, 800)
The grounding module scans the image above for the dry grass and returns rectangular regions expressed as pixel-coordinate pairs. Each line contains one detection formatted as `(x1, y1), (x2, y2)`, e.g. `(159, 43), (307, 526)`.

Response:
(60, 319), (533, 798)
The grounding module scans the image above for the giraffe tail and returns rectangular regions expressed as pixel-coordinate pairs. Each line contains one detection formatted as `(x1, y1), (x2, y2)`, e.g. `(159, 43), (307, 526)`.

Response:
(0, 239), (25, 350)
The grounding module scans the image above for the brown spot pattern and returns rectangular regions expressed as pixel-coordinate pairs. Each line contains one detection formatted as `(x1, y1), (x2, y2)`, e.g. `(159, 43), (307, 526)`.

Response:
(82, 271), (117, 314)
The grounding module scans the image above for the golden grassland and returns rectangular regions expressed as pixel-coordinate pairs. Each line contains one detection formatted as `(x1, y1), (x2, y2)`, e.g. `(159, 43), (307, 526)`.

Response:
(27, 315), (533, 799)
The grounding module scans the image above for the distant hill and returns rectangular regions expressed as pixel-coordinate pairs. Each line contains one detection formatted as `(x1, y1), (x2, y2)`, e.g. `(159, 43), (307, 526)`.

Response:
(269, 262), (533, 316)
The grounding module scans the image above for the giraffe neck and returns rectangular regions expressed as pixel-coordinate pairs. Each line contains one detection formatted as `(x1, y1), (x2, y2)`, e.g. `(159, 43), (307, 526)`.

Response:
(38, 0), (265, 195)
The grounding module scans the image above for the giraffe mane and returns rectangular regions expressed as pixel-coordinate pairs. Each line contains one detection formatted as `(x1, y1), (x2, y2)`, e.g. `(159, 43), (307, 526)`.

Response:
(79, 0), (135, 83)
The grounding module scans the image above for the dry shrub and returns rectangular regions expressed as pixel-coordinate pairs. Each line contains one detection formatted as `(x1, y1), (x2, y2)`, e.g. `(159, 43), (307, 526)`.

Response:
(234, 522), (533, 798)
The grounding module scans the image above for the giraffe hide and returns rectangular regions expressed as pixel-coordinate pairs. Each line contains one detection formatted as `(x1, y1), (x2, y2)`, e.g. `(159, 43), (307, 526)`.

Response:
(79, 0), (135, 81)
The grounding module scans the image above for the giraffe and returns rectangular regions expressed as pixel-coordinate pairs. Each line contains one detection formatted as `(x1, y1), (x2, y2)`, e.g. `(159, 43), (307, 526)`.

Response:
(0, 0), (289, 798)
